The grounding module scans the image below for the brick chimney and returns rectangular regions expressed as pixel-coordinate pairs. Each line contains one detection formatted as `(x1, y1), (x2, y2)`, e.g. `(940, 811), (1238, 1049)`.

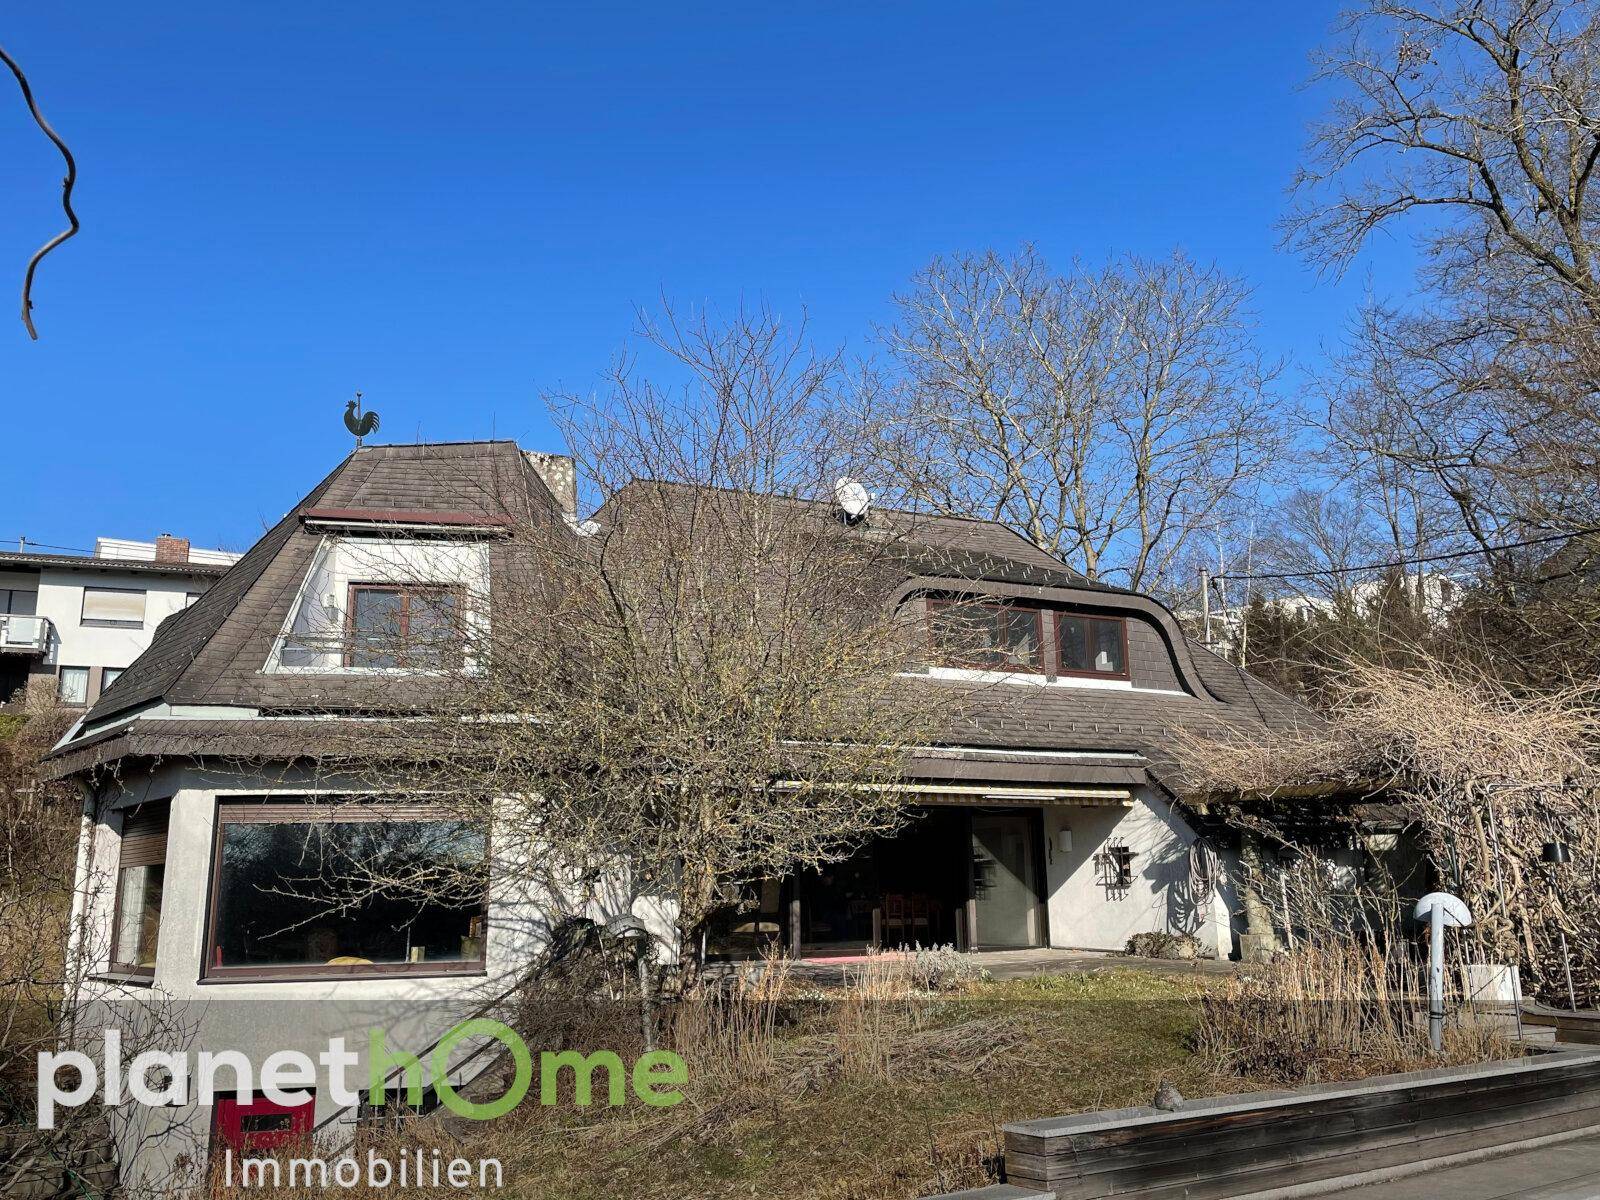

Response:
(154, 534), (190, 564)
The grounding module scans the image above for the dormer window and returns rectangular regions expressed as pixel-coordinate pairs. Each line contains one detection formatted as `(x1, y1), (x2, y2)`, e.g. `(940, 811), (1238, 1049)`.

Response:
(266, 535), (490, 674)
(1057, 614), (1128, 678)
(345, 583), (464, 669)
(928, 599), (1044, 673)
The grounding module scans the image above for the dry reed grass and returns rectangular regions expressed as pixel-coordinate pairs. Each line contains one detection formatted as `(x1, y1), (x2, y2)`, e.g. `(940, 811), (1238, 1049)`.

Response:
(1197, 853), (1517, 1084)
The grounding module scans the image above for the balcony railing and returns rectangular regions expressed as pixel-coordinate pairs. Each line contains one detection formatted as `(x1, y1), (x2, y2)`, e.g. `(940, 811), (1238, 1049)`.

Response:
(0, 615), (50, 655)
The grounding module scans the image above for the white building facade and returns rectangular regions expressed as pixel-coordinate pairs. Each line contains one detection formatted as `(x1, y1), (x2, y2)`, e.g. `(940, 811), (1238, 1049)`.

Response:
(0, 535), (240, 709)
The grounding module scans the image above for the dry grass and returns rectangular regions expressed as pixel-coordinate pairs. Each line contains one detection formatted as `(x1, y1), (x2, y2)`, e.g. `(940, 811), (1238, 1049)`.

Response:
(1197, 944), (1515, 1085)
(185, 952), (1515, 1200)
(1196, 852), (1518, 1086)
(466, 964), (1259, 1200)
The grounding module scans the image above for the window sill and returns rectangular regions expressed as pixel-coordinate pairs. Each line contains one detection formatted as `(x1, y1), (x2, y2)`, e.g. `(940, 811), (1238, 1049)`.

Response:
(88, 971), (155, 988)
(81, 620), (145, 630)
(197, 966), (488, 986)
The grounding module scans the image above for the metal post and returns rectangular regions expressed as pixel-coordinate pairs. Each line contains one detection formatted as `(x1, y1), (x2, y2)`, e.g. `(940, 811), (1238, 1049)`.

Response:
(636, 952), (654, 1052)
(1278, 869), (1296, 952)
(1200, 569), (1212, 647)
(1560, 928), (1579, 1012)
(1428, 904), (1446, 1053)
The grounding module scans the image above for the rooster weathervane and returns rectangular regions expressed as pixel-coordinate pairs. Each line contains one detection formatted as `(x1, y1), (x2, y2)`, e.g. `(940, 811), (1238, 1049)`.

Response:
(343, 392), (380, 448)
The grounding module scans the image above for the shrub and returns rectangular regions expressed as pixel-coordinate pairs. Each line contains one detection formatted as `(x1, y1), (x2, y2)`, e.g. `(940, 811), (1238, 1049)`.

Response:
(1125, 932), (1202, 960)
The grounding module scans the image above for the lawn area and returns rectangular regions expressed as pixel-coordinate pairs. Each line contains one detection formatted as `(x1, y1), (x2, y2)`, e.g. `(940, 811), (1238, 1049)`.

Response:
(481, 966), (1261, 1200)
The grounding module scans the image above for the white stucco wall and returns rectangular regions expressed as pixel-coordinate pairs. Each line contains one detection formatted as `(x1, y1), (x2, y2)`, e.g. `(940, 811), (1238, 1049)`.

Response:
(37, 567), (204, 673)
(69, 763), (673, 1189)
(68, 761), (1234, 1187)
(1041, 791), (1233, 959)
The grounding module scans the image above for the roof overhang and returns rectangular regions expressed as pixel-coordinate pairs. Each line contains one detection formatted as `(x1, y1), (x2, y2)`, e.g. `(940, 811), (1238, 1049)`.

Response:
(903, 783), (1134, 806)
(300, 508), (514, 536)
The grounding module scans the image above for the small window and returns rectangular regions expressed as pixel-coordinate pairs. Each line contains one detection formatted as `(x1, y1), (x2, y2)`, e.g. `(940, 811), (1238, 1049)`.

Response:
(1, 589), (37, 616)
(344, 584), (463, 669)
(1057, 614), (1128, 678)
(57, 667), (89, 706)
(82, 587), (146, 627)
(101, 667), (124, 694)
(206, 800), (488, 980)
(111, 803), (168, 975)
(928, 600), (1043, 673)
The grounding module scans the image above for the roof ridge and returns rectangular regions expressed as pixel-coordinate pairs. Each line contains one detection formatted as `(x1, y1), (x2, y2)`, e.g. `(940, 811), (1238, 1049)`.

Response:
(353, 439), (526, 454)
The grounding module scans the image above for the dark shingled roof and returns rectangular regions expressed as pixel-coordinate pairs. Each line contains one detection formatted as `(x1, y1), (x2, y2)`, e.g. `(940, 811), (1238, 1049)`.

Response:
(65, 441), (565, 728)
(0, 549), (229, 577)
(46, 443), (1316, 792)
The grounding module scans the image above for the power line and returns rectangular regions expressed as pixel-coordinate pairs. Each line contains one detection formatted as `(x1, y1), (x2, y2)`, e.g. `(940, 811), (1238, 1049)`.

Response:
(3, 537), (95, 555)
(1212, 525), (1600, 585)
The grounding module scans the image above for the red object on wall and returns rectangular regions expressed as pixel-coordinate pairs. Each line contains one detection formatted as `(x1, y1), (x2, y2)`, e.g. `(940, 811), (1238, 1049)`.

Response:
(210, 1092), (315, 1154)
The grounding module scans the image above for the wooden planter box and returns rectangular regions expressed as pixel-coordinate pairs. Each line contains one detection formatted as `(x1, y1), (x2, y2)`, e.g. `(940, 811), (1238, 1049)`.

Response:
(928, 1048), (1600, 1200)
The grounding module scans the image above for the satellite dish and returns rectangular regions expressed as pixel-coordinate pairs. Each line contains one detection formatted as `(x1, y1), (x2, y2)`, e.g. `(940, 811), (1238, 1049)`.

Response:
(834, 477), (871, 523)
(1414, 892), (1472, 928)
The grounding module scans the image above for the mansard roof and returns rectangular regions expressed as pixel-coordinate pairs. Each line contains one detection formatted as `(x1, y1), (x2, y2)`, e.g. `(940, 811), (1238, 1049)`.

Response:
(46, 442), (1315, 793)
(63, 441), (565, 729)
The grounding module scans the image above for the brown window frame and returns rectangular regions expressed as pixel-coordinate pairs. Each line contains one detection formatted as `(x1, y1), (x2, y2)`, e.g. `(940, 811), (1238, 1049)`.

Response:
(925, 598), (1047, 675)
(1054, 612), (1131, 680)
(201, 797), (489, 984)
(109, 802), (169, 977)
(341, 582), (465, 670)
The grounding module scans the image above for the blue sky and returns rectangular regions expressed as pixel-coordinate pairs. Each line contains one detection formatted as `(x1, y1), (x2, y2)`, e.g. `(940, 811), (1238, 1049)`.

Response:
(1, 4), (1417, 553)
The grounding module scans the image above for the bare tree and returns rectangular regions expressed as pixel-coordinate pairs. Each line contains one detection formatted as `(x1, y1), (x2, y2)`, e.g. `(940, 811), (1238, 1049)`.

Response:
(859, 246), (1286, 595)
(1255, 487), (1392, 604)
(1291, 1), (1600, 541)
(336, 305), (966, 981)
(1289, 0), (1600, 301)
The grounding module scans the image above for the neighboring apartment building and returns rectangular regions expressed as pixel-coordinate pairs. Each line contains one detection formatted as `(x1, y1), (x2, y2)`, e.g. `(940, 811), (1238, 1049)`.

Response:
(1193, 571), (1463, 659)
(0, 535), (242, 709)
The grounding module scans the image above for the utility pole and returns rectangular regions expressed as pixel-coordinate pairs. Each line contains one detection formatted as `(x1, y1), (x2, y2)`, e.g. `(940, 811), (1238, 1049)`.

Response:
(1200, 568), (1212, 647)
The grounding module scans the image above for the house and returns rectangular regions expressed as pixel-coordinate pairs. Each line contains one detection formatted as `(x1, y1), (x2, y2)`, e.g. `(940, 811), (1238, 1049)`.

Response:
(0, 535), (241, 709)
(41, 440), (1311, 1181)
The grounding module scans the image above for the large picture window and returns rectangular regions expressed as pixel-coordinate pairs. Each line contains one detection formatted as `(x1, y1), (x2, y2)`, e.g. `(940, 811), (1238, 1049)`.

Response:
(927, 599), (1044, 673)
(1056, 614), (1129, 678)
(111, 803), (168, 975)
(344, 583), (463, 669)
(206, 800), (488, 980)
